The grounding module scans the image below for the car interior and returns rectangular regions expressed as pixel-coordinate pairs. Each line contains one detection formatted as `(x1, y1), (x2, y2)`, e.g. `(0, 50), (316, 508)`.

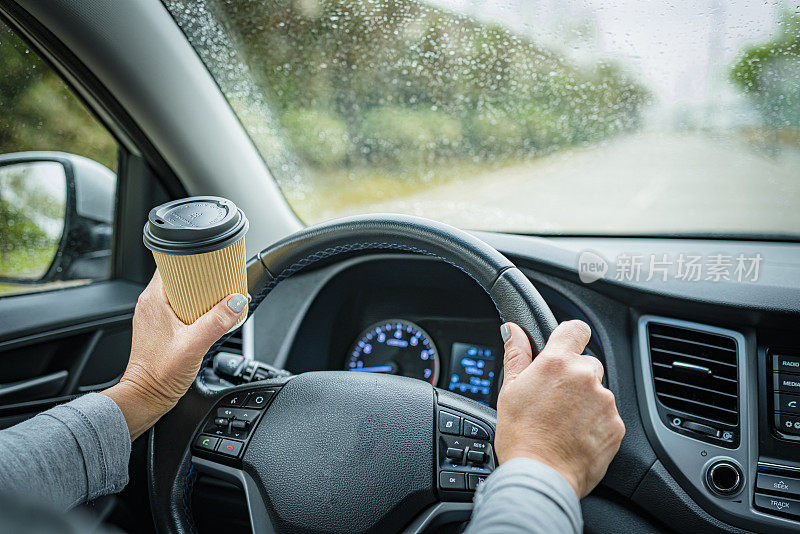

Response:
(0, 0), (799, 533)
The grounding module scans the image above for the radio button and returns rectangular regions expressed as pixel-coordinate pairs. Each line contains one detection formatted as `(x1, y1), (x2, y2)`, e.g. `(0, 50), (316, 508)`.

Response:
(773, 355), (800, 374)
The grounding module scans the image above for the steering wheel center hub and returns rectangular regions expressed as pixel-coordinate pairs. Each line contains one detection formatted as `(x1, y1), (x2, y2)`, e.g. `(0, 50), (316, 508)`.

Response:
(243, 372), (436, 533)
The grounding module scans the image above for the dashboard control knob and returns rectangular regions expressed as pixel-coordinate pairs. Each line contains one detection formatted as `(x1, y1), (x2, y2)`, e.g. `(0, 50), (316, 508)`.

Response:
(706, 461), (743, 496)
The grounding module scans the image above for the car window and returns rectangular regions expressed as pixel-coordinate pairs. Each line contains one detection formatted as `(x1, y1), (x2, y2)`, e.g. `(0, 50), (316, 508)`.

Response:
(166, 0), (799, 238)
(0, 19), (119, 297)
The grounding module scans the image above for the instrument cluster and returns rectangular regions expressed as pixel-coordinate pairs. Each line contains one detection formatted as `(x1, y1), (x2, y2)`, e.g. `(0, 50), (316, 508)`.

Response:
(346, 318), (501, 406)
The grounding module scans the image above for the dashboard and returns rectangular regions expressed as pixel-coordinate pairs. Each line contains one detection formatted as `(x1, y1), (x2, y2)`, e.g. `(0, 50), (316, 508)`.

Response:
(275, 257), (602, 409)
(242, 233), (800, 534)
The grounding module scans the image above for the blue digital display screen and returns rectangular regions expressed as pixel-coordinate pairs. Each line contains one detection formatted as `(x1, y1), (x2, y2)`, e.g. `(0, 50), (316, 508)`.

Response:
(448, 342), (495, 405)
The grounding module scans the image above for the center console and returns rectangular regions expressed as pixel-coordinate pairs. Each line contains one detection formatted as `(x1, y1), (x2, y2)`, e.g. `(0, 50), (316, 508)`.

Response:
(637, 314), (800, 532)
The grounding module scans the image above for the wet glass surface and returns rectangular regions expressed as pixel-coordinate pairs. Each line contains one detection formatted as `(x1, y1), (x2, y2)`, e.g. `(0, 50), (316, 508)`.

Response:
(166, 0), (800, 237)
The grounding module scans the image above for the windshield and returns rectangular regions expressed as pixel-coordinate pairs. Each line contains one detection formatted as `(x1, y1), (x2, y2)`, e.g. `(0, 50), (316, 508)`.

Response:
(165, 0), (800, 238)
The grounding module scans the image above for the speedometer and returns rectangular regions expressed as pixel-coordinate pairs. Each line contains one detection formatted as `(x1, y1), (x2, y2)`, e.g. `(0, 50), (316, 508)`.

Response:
(346, 319), (439, 384)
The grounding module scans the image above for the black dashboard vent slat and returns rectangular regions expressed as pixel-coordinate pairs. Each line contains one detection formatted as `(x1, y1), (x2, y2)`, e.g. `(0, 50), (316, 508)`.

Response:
(653, 377), (738, 400)
(651, 347), (737, 369)
(647, 322), (739, 427)
(649, 332), (736, 353)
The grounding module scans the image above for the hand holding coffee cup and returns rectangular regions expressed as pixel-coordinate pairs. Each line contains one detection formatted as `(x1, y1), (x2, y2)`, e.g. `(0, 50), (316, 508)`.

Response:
(143, 196), (249, 327)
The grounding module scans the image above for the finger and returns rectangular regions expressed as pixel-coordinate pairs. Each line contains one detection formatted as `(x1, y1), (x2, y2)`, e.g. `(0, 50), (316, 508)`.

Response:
(540, 320), (592, 357)
(186, 293), (248, 348)
(501, 322), (533, 382)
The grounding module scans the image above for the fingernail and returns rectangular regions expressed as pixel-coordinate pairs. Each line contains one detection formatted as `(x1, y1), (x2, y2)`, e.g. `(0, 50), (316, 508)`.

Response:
(227, 293), (247, 313)
(500, 323), (511, 342)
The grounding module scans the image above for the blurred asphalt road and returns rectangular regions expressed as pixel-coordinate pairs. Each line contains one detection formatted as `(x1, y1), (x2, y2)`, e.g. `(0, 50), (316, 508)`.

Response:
(334, 133), (800, 237)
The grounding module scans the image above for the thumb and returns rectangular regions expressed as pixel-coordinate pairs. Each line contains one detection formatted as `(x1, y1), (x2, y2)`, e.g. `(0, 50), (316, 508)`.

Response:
(540, 320), (592, 357)
(501, 322), (533, 383)
(187, 293), (248, 348)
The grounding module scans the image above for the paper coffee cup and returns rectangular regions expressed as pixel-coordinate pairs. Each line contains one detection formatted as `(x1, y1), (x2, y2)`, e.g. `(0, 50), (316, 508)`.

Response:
(143, 196), (249, 326)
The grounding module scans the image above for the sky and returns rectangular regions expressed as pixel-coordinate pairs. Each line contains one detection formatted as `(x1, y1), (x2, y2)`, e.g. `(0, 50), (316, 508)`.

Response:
(430, 0), (786, 109)
(1, 162), (66, 239)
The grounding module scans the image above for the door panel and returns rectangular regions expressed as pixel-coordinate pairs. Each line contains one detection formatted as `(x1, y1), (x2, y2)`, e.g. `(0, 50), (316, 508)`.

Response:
(0, 11), (146, 424)
(0, 280), (141, 426)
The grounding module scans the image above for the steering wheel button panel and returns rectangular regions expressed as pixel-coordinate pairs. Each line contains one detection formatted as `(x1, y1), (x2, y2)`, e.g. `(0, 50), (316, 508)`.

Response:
(436, 406), (496, 500)
(193, 388), (280, 463)
(439, 411), (462, 435)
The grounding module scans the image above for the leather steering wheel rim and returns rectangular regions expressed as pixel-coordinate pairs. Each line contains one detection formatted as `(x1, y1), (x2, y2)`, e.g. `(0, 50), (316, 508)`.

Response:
(149, 213), (558, 534)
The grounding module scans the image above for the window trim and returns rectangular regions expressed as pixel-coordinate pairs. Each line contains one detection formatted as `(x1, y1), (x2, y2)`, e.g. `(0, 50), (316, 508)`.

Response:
(0, 3), (179, 188)
(0, 5), (186, 289)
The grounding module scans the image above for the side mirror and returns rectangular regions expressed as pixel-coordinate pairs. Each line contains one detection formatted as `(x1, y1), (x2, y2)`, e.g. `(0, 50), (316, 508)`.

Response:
(0, 151), (116, 288)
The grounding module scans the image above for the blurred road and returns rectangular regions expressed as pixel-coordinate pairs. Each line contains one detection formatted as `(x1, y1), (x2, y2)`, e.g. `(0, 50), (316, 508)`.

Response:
(336, 133), (800, 236)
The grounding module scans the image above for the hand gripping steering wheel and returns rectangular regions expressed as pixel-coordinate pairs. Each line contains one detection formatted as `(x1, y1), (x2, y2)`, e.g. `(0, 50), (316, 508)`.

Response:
(149, 214), (558, 534)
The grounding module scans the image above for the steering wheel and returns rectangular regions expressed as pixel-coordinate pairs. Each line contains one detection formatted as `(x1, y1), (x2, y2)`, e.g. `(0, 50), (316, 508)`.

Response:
(149, 214), (558, 534)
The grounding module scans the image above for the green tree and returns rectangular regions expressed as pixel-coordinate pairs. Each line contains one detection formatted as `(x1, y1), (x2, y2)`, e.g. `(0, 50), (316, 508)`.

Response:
(730, 10), (800, 128)
(204, 0), (648, 171)
(0, 23), (117, 169)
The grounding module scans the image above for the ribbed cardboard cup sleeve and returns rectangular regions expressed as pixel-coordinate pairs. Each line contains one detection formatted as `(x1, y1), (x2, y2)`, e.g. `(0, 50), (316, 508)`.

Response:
(152, 237), (248, 326)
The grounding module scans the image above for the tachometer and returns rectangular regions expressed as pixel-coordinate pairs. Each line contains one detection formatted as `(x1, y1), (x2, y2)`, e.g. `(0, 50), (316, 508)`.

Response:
(346, 319), (439, 384)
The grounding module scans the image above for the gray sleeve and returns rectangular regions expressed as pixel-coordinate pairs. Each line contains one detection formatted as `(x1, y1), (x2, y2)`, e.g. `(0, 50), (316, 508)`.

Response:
(464, 457), (583, 534)
(0, 392), (132, 510)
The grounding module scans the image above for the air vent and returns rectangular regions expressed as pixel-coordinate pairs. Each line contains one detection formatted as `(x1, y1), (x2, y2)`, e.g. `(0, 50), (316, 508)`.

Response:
(647, 322), (739, 427)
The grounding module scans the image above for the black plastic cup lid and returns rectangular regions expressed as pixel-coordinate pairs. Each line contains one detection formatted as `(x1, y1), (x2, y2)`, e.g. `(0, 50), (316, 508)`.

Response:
(143, 196), (248, 255)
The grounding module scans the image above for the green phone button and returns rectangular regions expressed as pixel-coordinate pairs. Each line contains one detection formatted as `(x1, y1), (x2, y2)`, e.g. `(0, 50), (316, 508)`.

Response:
(195, 435), (219, 451)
